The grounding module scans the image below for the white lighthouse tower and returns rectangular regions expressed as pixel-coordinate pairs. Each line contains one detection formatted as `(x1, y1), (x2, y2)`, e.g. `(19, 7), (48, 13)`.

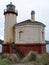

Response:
(4, 2), (18, 44)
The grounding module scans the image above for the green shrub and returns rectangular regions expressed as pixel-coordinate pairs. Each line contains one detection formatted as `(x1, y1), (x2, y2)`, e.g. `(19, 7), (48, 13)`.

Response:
(22, 51), (36, 63)
(41, 53), (49, 65)
(1, 53), (10, 59)
(0, 53), (19, 64)
(0, 58), (11, 65)
(8, 54), (19, 63)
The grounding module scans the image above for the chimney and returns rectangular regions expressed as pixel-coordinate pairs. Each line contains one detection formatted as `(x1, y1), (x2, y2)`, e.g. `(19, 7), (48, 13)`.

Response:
(31, 10), (35, 21)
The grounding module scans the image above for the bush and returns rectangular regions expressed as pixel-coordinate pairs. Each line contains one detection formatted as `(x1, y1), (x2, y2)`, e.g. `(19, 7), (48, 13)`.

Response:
(0, 53), (19, 64)
(8, 54), (19, 63)
(0, 53), (49, 65)
(41, 53), (49, 65)
(36, 53), (49, 65)
(0, 58), (11, 65)
(22, 51), (36, 63)
(1, 53), (10, 59)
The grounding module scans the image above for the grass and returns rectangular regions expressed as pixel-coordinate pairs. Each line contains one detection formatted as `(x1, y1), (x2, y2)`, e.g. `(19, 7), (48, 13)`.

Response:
(22, 51), (49, 65)
(0, 52), (49, 65)
(0, 59), (11, 65)
(0, 53), (19, 65)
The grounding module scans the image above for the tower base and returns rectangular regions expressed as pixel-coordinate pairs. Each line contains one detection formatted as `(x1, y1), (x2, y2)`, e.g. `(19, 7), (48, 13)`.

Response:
(2, 43), (46, 56)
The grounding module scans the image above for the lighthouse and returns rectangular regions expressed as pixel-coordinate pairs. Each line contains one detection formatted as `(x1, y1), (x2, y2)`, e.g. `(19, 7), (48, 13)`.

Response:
(2, 2), (18, 53)
(4, 2), (18, 43)
(2, 2), (46, 55)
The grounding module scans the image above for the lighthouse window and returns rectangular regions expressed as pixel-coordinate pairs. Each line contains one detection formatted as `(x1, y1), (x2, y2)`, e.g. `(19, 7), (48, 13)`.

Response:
(7, 6), (14, 11)
(19, 31), (23, 41)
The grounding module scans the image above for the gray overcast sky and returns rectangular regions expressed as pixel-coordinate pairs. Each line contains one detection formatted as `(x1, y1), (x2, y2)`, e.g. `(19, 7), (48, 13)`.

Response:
(0, 0), (49, 40)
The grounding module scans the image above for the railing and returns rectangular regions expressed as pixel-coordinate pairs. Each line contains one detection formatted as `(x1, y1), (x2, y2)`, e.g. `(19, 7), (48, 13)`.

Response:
(10, 43), (24, 59)
(4, 9), (18, 13)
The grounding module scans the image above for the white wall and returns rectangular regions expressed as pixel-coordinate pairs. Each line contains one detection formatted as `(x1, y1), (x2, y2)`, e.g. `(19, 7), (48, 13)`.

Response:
(15, 24), (45, 44)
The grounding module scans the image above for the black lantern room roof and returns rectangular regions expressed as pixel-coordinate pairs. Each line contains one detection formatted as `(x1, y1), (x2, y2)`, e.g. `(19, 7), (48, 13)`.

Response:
(4, 2), (18, 16)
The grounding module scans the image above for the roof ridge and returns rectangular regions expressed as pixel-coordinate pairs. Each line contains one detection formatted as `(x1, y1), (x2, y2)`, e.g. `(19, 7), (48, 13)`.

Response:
(14, 19), (46, 27)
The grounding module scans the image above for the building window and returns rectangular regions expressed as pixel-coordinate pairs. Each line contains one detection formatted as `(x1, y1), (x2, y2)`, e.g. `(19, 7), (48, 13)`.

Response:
(19, 31), (23, 41)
